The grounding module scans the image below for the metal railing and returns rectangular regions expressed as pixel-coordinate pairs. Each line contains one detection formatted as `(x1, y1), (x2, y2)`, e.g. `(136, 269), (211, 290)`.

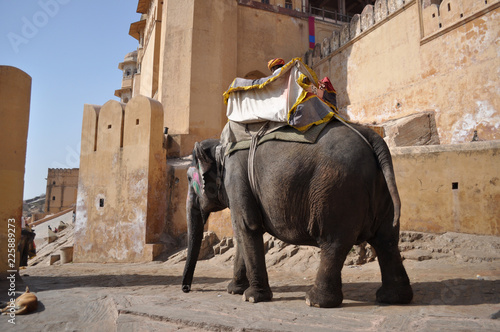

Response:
(307, 5), (351, 24)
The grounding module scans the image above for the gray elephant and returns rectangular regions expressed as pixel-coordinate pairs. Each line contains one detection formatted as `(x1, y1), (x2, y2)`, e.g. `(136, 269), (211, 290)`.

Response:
(182, 120), (413, 308)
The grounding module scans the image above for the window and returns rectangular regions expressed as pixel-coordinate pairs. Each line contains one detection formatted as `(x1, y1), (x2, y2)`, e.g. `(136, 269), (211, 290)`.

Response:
(285, 0), (292, 9)
(262, 0), (269, 4)
(99, 198), (104, 207)
(52, 196), (56, 201)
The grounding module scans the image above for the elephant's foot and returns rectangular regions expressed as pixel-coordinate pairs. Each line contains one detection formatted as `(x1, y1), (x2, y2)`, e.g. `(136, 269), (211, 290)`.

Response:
(306, 286), (343, 308)
(376, 284), (413, 304)
(242, 286), (273, 303)
(227, 279), (250, 295)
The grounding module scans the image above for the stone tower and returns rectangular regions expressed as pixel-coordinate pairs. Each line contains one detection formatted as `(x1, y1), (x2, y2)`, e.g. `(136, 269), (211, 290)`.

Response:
(114, 50), (138, 103)
(0, 66), (31, 274)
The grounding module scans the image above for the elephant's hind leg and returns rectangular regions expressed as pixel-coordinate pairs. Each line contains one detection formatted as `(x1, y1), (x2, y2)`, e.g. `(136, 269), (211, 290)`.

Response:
(369, 233), (413, 304)
(306, 240), (353, 308)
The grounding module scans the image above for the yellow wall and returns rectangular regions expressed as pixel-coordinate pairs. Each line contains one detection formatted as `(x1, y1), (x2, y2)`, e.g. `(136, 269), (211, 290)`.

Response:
(74, 96), (167, 262)
(0, 66), (31, 275)
(394, 141), (500, 235)
(313, 0), (500, 144)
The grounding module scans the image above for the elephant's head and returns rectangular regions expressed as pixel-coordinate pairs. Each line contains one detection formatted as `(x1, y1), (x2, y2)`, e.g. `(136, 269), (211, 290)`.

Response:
(182, 139), (227, 293)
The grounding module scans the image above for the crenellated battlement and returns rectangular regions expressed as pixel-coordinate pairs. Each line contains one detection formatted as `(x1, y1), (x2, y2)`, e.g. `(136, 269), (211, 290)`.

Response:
(305, 0), (411, 66)
(305, 0), (499, 66)
(422, 0), (499, 38)
(75, 95), (167, 263)
(81, 97), (164, 155)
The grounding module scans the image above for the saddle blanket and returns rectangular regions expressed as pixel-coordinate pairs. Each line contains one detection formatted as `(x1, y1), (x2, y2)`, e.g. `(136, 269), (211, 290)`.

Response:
(221, 120), (331, 155)
(223, 58), (338, 132)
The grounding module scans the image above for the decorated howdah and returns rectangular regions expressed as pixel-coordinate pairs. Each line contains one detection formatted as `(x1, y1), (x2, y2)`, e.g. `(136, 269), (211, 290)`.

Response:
(223, 58), (338, 132)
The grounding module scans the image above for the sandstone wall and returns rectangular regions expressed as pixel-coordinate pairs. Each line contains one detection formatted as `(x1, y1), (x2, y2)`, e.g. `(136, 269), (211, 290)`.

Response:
(0, 66), (31, 275)
(309, 0), (500, 144)
(393, 141), (500, 235)
(74, 96), (167, 262)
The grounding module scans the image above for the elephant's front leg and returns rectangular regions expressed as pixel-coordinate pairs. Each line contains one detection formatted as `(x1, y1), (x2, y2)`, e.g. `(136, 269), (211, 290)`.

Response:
(238, 229), (273, 303)
(230, 203), (272, 302)
(306, 241), (352, 308)
(227, 241), (249, 295)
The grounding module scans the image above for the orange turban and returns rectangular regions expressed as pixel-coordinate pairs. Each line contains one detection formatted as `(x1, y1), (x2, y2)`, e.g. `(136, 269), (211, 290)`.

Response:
(267, 58), (285, 71)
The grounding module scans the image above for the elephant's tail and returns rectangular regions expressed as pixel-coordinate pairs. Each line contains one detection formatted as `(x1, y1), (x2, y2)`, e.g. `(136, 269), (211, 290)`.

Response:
(332, 115), (401, 228)
(365, 128), (401, 228)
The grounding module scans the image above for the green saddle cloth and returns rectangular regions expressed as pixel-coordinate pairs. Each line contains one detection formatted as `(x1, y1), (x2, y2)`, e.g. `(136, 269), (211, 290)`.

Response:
(225, 121), (330, 155)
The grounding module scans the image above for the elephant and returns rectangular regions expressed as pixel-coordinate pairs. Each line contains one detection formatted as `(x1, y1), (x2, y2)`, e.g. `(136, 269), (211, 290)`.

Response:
(181, 120), (413, 308)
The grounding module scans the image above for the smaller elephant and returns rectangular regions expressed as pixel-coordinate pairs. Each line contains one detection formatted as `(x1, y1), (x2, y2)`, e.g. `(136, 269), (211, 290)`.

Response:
(182, 120), (413, 308)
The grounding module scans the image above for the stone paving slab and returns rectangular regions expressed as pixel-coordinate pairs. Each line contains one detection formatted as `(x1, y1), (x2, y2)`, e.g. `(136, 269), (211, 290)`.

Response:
(1, 257), (498, 331)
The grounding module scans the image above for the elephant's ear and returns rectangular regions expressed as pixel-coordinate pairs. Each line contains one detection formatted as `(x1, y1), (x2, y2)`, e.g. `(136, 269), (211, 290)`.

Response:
(194, 142), (212, 175)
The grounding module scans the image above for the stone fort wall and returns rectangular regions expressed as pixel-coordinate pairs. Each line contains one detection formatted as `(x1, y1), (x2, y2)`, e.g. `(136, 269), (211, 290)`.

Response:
(74, 96), (167, 262)
(306, 0), (499, 144)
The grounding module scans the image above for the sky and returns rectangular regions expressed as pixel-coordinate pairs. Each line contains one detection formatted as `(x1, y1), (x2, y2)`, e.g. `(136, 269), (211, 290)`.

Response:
(0, 0), (141, 199)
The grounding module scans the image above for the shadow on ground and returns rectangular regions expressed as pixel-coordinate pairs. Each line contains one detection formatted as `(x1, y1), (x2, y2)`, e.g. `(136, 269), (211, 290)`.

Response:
(273, 279), (500, 306)
(19, 274), (228, 292)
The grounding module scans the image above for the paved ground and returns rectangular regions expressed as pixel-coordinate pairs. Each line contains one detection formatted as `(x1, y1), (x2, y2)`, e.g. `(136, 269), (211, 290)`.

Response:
(1, 232), (499, 331)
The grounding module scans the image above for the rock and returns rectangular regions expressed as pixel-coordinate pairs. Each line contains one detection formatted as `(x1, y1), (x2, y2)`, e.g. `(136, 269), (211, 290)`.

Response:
(345, 242), (377, 265)
(213, 237), (234, 256)
(402, 249), (433, 261)
(490, 310), (500, 319)
(369, 111), (440, 148)
(198, 231), (219, 260)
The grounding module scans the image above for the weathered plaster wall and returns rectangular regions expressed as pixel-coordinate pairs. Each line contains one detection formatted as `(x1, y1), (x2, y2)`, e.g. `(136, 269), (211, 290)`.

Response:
(74, 96), (167, 262)
(310, 0), (500, 144)
(0, 66), (31, 275)
(394, 141), (500, 235)
(44, 168), (79, 213)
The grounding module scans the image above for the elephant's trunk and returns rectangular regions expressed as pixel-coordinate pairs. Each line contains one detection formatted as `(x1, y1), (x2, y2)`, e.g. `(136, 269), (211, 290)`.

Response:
(181, 193), (205, 293)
